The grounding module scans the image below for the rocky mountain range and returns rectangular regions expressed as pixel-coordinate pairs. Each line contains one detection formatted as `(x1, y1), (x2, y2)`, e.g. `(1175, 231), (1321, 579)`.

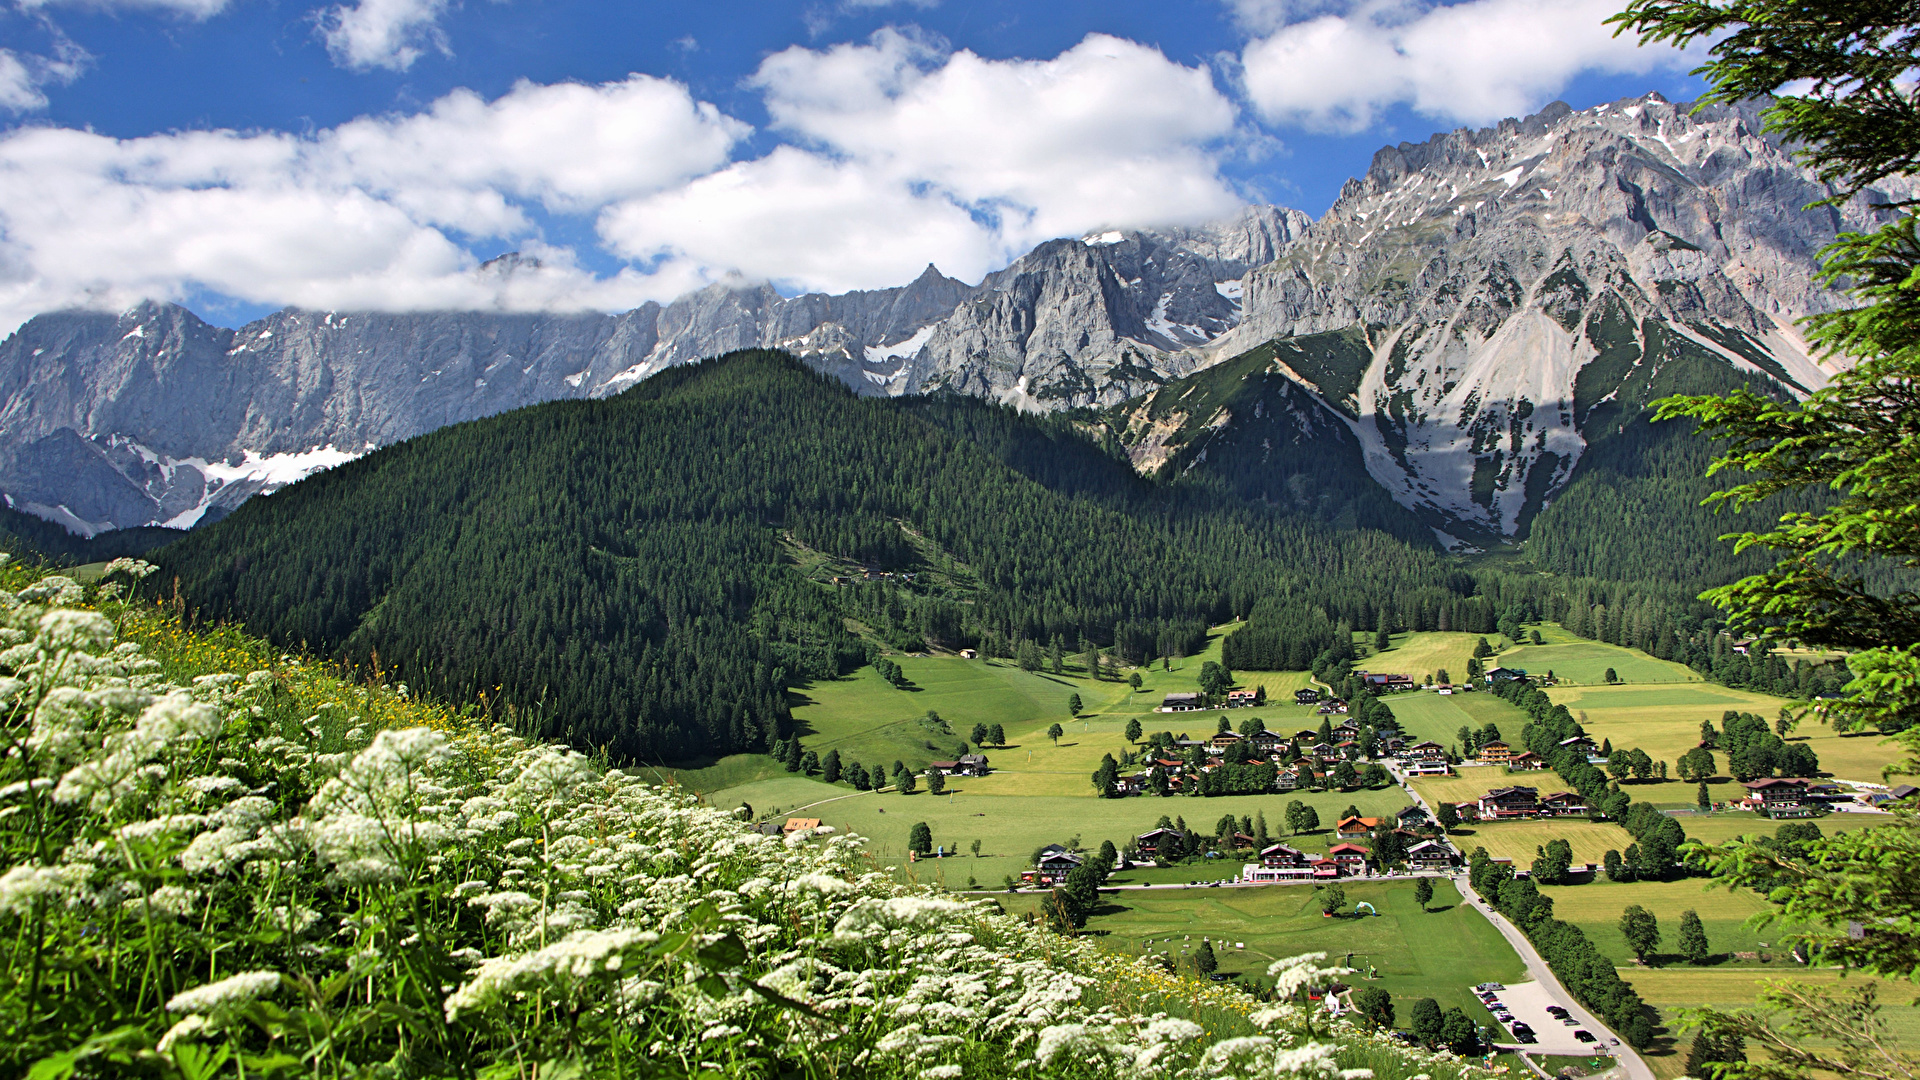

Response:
(0, 92), (1901, 544)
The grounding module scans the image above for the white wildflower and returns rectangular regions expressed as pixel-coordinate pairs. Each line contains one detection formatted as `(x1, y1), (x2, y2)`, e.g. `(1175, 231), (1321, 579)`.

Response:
(0, 862), (90, 915)
(444, 928), (647, 1021)
(165, 970), (283, 1014)
(156, 1014), (210, 1053)
(36, 609), (113, 652)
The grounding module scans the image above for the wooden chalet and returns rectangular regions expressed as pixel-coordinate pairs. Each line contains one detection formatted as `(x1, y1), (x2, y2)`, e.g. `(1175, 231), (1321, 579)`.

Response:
(1477, 786), (1540, 819)
(1395, 805), (1431, 829)
(1326, 842), (1370, 875)
(1402, 759), (1452, 776)
(1359, 672), (1416, 690)
(1159, 692), (1203, 713)
(927, 754), (991, 777)
(1406, 741), (1447, 762)
(1295, 688), (1322, 705)
(1477, 740), (1513, 764)
(1335, 816), (1384, 839)
(1406, 840), (1457, 870)
(1225, 689), (1258, 708)
(1134, 827), (1188, 857)
(1540, 791), (1589, 816)
(1023, 844), (1084, 887)
(1507, 751), (1548, 771)
(1743, 777), (1816, 818)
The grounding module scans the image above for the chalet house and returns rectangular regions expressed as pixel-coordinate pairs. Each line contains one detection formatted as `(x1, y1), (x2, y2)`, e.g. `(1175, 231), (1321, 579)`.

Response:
(1248, 730), (1286, 755)
(1023, 844), (1084, 887)
(1402, 760), (1452, 776)
(1406, 840), (1457, 870)
(782, 818), (822, 834)
(1310, 742), (1338, 759)
(1160, 692), (1203, 713)
(1477, 786), (1540, 819)
(1406, 741), (1448, 762)
(1508, 751), (1548, 771)
(1380, 736), (1408, 755)
(1335, 816), (1384, 839)
(1558, 735), (1598, 754)
(1448, 801), (1480, 823)
(1134, 827), (1188, 857)
(1292, 728), (1321, 742)
(1332, 719), (1363, 738)
(1359, 672), (1416, 690)
(1260, 843), (1309, 869)
(1732, 638), (1756, 656)
(1226, 689), (1258, 708)
(1210, 731), (1244, 752)
(1173, 738), (1209, 751)
(1477, 741), (1513, 764)
(1891, 784), (1920, 801)
(927, 754), (991, 777)
(1540, 791), (1589, 816)
(1395, 805), (1431, 829)
(1436, 683), (1454, 695)
(1744, 777), (1815, 818)
(1116, 773), (1148, 796)
(1484, 667), (1529, 685)
(1295, 688), (1322, 705)
(1274, 767), (1305, 792)
(1327, 843), (1370, 875)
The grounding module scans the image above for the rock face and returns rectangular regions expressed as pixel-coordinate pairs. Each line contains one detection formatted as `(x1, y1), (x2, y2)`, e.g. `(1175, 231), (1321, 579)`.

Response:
(0, 93), (1899, 538)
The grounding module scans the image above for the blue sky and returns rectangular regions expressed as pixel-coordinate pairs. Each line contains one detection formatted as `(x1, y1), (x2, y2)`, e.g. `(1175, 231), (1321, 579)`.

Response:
(0, 0), (1710, 330)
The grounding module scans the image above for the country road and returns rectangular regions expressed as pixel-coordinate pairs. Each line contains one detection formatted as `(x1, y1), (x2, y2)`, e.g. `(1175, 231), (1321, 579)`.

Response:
(1456, 876), (1657, 1080)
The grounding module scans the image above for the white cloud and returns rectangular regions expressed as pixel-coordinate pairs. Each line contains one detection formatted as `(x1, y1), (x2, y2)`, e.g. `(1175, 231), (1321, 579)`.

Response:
(639, 29), (1244, 287)
(1239, 0), (1697, 132)
(600, 146), (997, 294)
(0, 39), (89, 113)
(318, 0), (450, 71)
(17, 0), (233, 18)
(0, 33), (1257, 329)
(0, 75), (744, 332)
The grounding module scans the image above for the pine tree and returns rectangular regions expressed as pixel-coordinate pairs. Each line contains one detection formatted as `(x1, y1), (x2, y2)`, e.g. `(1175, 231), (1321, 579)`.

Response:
(1413, 877), (1434, 910)
(822, 748), (841, 784)
(1678, 909), (1711, 965)
(1193, 938), (1218, 976)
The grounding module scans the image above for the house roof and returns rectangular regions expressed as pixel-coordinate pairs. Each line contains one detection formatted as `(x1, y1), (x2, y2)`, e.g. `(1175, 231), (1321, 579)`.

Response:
(1483, 786), (1538, 800)
(1162, 692), (1201, 703)
(1890, 784), (1920, 799)
(1336, 816), (1384, 830)
(1327, 843), (1370, 855)
(1744, 777), (1812, 790)
(782, 818), (821, 833)
(1406, 840), (1452, 855)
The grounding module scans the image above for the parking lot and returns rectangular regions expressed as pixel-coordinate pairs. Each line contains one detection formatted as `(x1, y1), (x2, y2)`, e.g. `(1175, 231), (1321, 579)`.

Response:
(1478, 980), (1615, 1056)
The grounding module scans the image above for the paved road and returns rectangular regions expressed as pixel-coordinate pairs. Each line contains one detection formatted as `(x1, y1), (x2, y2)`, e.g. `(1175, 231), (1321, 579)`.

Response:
(1456, 877), (1656, 1080)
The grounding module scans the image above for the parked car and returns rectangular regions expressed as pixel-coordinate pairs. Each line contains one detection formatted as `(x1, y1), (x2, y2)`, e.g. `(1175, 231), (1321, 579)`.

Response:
(1511, 1023), (1533, 1036)
(1574, 1030), (1596, 1043)
(1493, 1011), (1513, 1022)
(1515, 1033), (1537, 1044)
(1546, 1006), (1569, 1018)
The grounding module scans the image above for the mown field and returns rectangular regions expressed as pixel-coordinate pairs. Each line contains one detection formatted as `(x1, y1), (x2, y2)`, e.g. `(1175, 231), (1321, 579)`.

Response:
(1626, 967), (1920, 1079)
(1382, 690), (1531, 750)
(1538, 879), (1780, 964)
(1500, 624), (1701, 686)
(703, 773), (1413, 888)
(1001, 878), (1526, 1024)
(1547, 682), (1902, 785)
(1447, 820), (1638, 866)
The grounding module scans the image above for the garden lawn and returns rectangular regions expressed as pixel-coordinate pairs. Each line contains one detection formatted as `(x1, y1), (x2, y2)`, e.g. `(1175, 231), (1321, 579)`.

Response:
(1537, 879), (1778, 965)
(1445, 819), (1637, 866)
(1004, 878), (1527, 1025)
(1546, 683), (1904, 784)
(1410, 772), (1544, 807)
(702, 774), (1412, 887)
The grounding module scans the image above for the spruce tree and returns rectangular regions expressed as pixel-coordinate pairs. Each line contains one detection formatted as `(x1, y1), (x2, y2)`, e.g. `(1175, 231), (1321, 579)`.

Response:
(1678, 909), (1711, 965)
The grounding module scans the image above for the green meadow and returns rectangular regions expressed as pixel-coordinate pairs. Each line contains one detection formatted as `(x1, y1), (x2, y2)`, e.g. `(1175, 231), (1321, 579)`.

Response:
(701, 773), (1412, 889)
(1002, 878), (1526, 1024)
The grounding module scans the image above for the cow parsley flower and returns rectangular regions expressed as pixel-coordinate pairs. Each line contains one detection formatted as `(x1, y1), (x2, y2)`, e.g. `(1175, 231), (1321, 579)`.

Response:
(166, 970), (283, 1015)
(0, 862), (90, 915)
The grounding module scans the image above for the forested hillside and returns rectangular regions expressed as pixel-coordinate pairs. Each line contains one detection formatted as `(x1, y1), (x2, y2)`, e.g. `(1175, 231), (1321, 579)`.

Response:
(154, 351), (1463, 764)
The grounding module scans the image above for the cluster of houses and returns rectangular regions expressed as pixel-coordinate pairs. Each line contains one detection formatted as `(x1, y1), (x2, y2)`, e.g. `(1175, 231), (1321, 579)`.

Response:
(1111, 717), (1412, 796)
(1023, 816), (1463, 888)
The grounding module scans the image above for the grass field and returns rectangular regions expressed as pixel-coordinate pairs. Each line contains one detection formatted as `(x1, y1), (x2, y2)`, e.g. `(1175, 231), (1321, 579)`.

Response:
(1500, 624), (1701, 687)
(1447, 820), (1638, 866)
(1546, 682), (1904, 784)
(701, 773), (1412, 886)
(1537, 879), (1780, 965)
(1383, 690), (1532, 750)
(1359, 631), (1495, 687)
(1673, 809), (1892, 845)
(1002, 877), (1527, 1024)
(1625, 967), (1920, 1078)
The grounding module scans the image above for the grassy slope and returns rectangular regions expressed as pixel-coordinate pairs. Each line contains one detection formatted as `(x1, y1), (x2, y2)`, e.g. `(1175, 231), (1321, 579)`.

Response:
(1003, 878), (1526, 1024)
(1537, 879), (1779, 964)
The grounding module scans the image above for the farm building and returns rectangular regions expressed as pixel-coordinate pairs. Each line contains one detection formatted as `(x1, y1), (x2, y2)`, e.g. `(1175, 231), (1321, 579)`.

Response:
(1023, 845), (1084, 887)
(1160, 692), (1203, 713)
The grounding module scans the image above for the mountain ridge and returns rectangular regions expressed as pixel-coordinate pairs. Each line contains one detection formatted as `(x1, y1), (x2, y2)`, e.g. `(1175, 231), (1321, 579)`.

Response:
(0, 92), (1902, 541)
